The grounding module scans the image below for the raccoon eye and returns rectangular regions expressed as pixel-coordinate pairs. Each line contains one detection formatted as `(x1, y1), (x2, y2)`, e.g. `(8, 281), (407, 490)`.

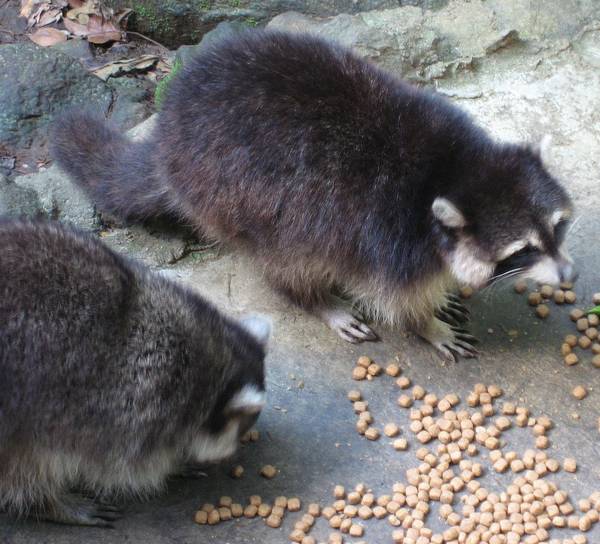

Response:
(553, 219), (569, 244)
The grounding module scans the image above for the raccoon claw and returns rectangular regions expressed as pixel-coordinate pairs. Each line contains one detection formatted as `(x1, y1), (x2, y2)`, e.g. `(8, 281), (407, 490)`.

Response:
(175, 463), (209, 479)
(319, 307), (378, 344)
(419, 317), (478, 362)
(44, 497), (121, 527)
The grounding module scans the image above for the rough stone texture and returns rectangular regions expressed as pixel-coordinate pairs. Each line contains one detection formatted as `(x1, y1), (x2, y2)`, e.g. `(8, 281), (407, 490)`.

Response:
(0, 43), (113, 150)
(0, 173), (42, 217)
(269, 0), (598, 83)
(106, 0), (404, 46)
(176, 20), (248, 66)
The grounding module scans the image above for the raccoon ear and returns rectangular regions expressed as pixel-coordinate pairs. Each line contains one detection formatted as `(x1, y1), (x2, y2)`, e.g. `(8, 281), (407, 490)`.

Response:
(531, 134), (552, 162)
(432, 197), (466, 228)
(240, 314), (272, 347)
(227, 385), (265, 415)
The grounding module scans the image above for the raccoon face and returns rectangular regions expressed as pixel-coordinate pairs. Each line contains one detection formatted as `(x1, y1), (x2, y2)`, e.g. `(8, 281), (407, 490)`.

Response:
(192, 315), (270, 463)
(432, 144), (575, 289)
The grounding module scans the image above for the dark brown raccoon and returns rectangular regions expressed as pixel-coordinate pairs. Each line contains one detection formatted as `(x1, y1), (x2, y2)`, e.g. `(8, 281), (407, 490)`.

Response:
(51, 30), (574, 360)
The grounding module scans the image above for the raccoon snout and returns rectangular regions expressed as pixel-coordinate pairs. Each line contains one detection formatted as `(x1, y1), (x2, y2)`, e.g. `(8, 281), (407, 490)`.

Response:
(558, 259), (578, 284)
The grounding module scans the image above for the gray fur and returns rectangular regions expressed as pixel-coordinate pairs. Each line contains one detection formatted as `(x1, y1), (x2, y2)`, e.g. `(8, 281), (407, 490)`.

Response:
(0, 219), (267, 526)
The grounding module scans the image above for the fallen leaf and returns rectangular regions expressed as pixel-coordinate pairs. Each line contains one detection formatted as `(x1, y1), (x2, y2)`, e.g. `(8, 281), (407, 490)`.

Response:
(36, 6), (62, 27)
(20, 0), (38, 18)
(92, 54), (159, 80)
(63, 14), (123, 44)
(28, 27), (68, 46)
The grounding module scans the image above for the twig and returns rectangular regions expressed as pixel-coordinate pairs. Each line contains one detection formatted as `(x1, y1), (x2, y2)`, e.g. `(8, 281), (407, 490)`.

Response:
(0, 29), (15, 37)
(126, 31), (170, 53)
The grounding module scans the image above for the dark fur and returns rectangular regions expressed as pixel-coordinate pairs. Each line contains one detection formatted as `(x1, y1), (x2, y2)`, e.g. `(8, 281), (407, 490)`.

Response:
(51, 30), (570, 324)
(0, 219), (265, 525)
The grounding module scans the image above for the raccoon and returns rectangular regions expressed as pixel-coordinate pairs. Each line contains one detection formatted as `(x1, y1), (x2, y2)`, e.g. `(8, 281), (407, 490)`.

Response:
(0, 218), (270, 526)
(51, 30), (575, 361)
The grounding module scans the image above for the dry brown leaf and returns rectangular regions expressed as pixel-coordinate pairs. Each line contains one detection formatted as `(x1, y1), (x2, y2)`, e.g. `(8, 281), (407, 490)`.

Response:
(28, 27), (68, 46)
(92, 55), (159, 80)
(37, 6), (62, 27)
(20, 0), (38, 18)
(63, 14), (123, 44)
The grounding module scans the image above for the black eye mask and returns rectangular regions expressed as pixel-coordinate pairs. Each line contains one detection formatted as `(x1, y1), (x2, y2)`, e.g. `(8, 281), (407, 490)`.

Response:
(491, 245), (542, 283)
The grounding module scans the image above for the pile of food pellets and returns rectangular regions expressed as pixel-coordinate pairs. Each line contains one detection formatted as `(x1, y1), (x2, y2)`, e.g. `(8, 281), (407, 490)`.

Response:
(194, 353), (600, 543)
(513, 282), (599, 412)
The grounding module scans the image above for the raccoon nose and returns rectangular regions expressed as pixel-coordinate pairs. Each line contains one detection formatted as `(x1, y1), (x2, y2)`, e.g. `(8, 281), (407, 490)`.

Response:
(559, 260), (578, 283)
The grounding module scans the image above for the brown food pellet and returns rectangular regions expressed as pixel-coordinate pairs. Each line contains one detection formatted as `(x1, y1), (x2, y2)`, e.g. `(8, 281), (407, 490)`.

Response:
(260, 465), (278, 479)
(589, 314), (600, 326)
(230, 465), (244, 479)
(347, 390), (362, 402)
(564, 458), (577, 472)
(412, 385), (426, 400)
(396, 376), (411, 389)
(593, 293), (600, 305)
(393, 438), (408, 450)
(352, 366), (367, 380)
(365, 427), (380, 441)
(349, 524), (364, 537)
(333, 485), (345, 499)
(367, 363), (382, 376)
(565, 334), (578, 347)
(514, 280), (528, 294)
(308, 503), (320, 517)
(398, 394), (413, 408)
(194, 510), (208, 524)
(386, 363), (401, 377)
(570, 309), (585, 322)
(577, 318), (589, 332)
(289, 529), (305, 543)
(384, 423), (400, 437)
(579, 335), (592, 349)
(207, 509), (220, 525)
(249, 495), (262, 506)
(459, 286), (473, 299)
(257, 504), (271, 517)
(243, 504), (258, 518)
(586, 327), (598, 340)
(564, 290), (577, 303)
(301, 538), (316, 544)
(540, 285), (554, 298)
(357, 356), (371, 368)
(593, 354), (600, 368)
(535, 304), (550, 319)
(219, 496), (232, 507)
(288, 498), (301, 511)
(561, 343), (572, 356)
(572, 385), (587, 400)
(553, 290), (565, 304)
(528, 292), (542, 306)
(231, 504), (243, 518)
(593, 343), (600, 354)
(564, 353), (579, 366)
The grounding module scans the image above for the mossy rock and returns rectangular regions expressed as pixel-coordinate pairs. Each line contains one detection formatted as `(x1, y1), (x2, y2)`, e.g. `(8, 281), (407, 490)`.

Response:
(105, 0), (408, 47)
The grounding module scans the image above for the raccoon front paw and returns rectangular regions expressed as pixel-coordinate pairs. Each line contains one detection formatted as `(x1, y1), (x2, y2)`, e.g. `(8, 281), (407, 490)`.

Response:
(43, 496), (122, 527)
(435, 293), (470, 326)
(319, 306), (378, 344)
(419, 316), (478, 362)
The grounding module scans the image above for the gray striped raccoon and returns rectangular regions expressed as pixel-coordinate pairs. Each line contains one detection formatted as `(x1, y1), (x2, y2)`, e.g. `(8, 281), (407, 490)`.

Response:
(51, 30), (575, 361)
(0, 219), (270, 526)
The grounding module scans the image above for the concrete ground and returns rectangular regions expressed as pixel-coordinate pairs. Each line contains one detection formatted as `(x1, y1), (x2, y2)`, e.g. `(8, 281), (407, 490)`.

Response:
(2, 6), (600, 544)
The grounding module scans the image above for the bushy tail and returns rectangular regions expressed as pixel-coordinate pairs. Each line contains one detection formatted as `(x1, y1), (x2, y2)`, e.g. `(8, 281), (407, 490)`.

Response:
(50, 111), (171, 221)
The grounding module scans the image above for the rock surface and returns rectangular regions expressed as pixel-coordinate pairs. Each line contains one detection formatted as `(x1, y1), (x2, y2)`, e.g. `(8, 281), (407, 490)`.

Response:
(106, 0), (405, 46)
(0, 43), (113, 150)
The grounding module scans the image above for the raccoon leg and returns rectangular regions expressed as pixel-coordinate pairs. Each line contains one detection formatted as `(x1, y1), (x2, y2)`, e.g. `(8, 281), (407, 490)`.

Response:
(316, 298), (378, 344)
(418, 314), (478, 362)
(40, 494), (121, 527)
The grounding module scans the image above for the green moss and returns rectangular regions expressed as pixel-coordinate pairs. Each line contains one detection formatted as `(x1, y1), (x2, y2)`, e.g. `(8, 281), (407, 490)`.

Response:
(243, 16), (258, 27)
(132, 2), (175, 34)
(154, 58), (183, 108)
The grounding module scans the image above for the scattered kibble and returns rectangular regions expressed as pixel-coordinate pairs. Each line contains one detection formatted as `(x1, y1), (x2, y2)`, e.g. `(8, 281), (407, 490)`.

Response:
(564, 458), (578, 472)
(230, 465), (244, 479)
(536, 304), (550, 319)
(260, 465), (278, 479)
(572, 385), (588, 400)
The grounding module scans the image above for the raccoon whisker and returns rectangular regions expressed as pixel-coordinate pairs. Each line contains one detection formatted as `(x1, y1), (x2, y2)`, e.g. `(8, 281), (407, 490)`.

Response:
(486, 267), (526, 286)
(567, 215), (582, 236)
